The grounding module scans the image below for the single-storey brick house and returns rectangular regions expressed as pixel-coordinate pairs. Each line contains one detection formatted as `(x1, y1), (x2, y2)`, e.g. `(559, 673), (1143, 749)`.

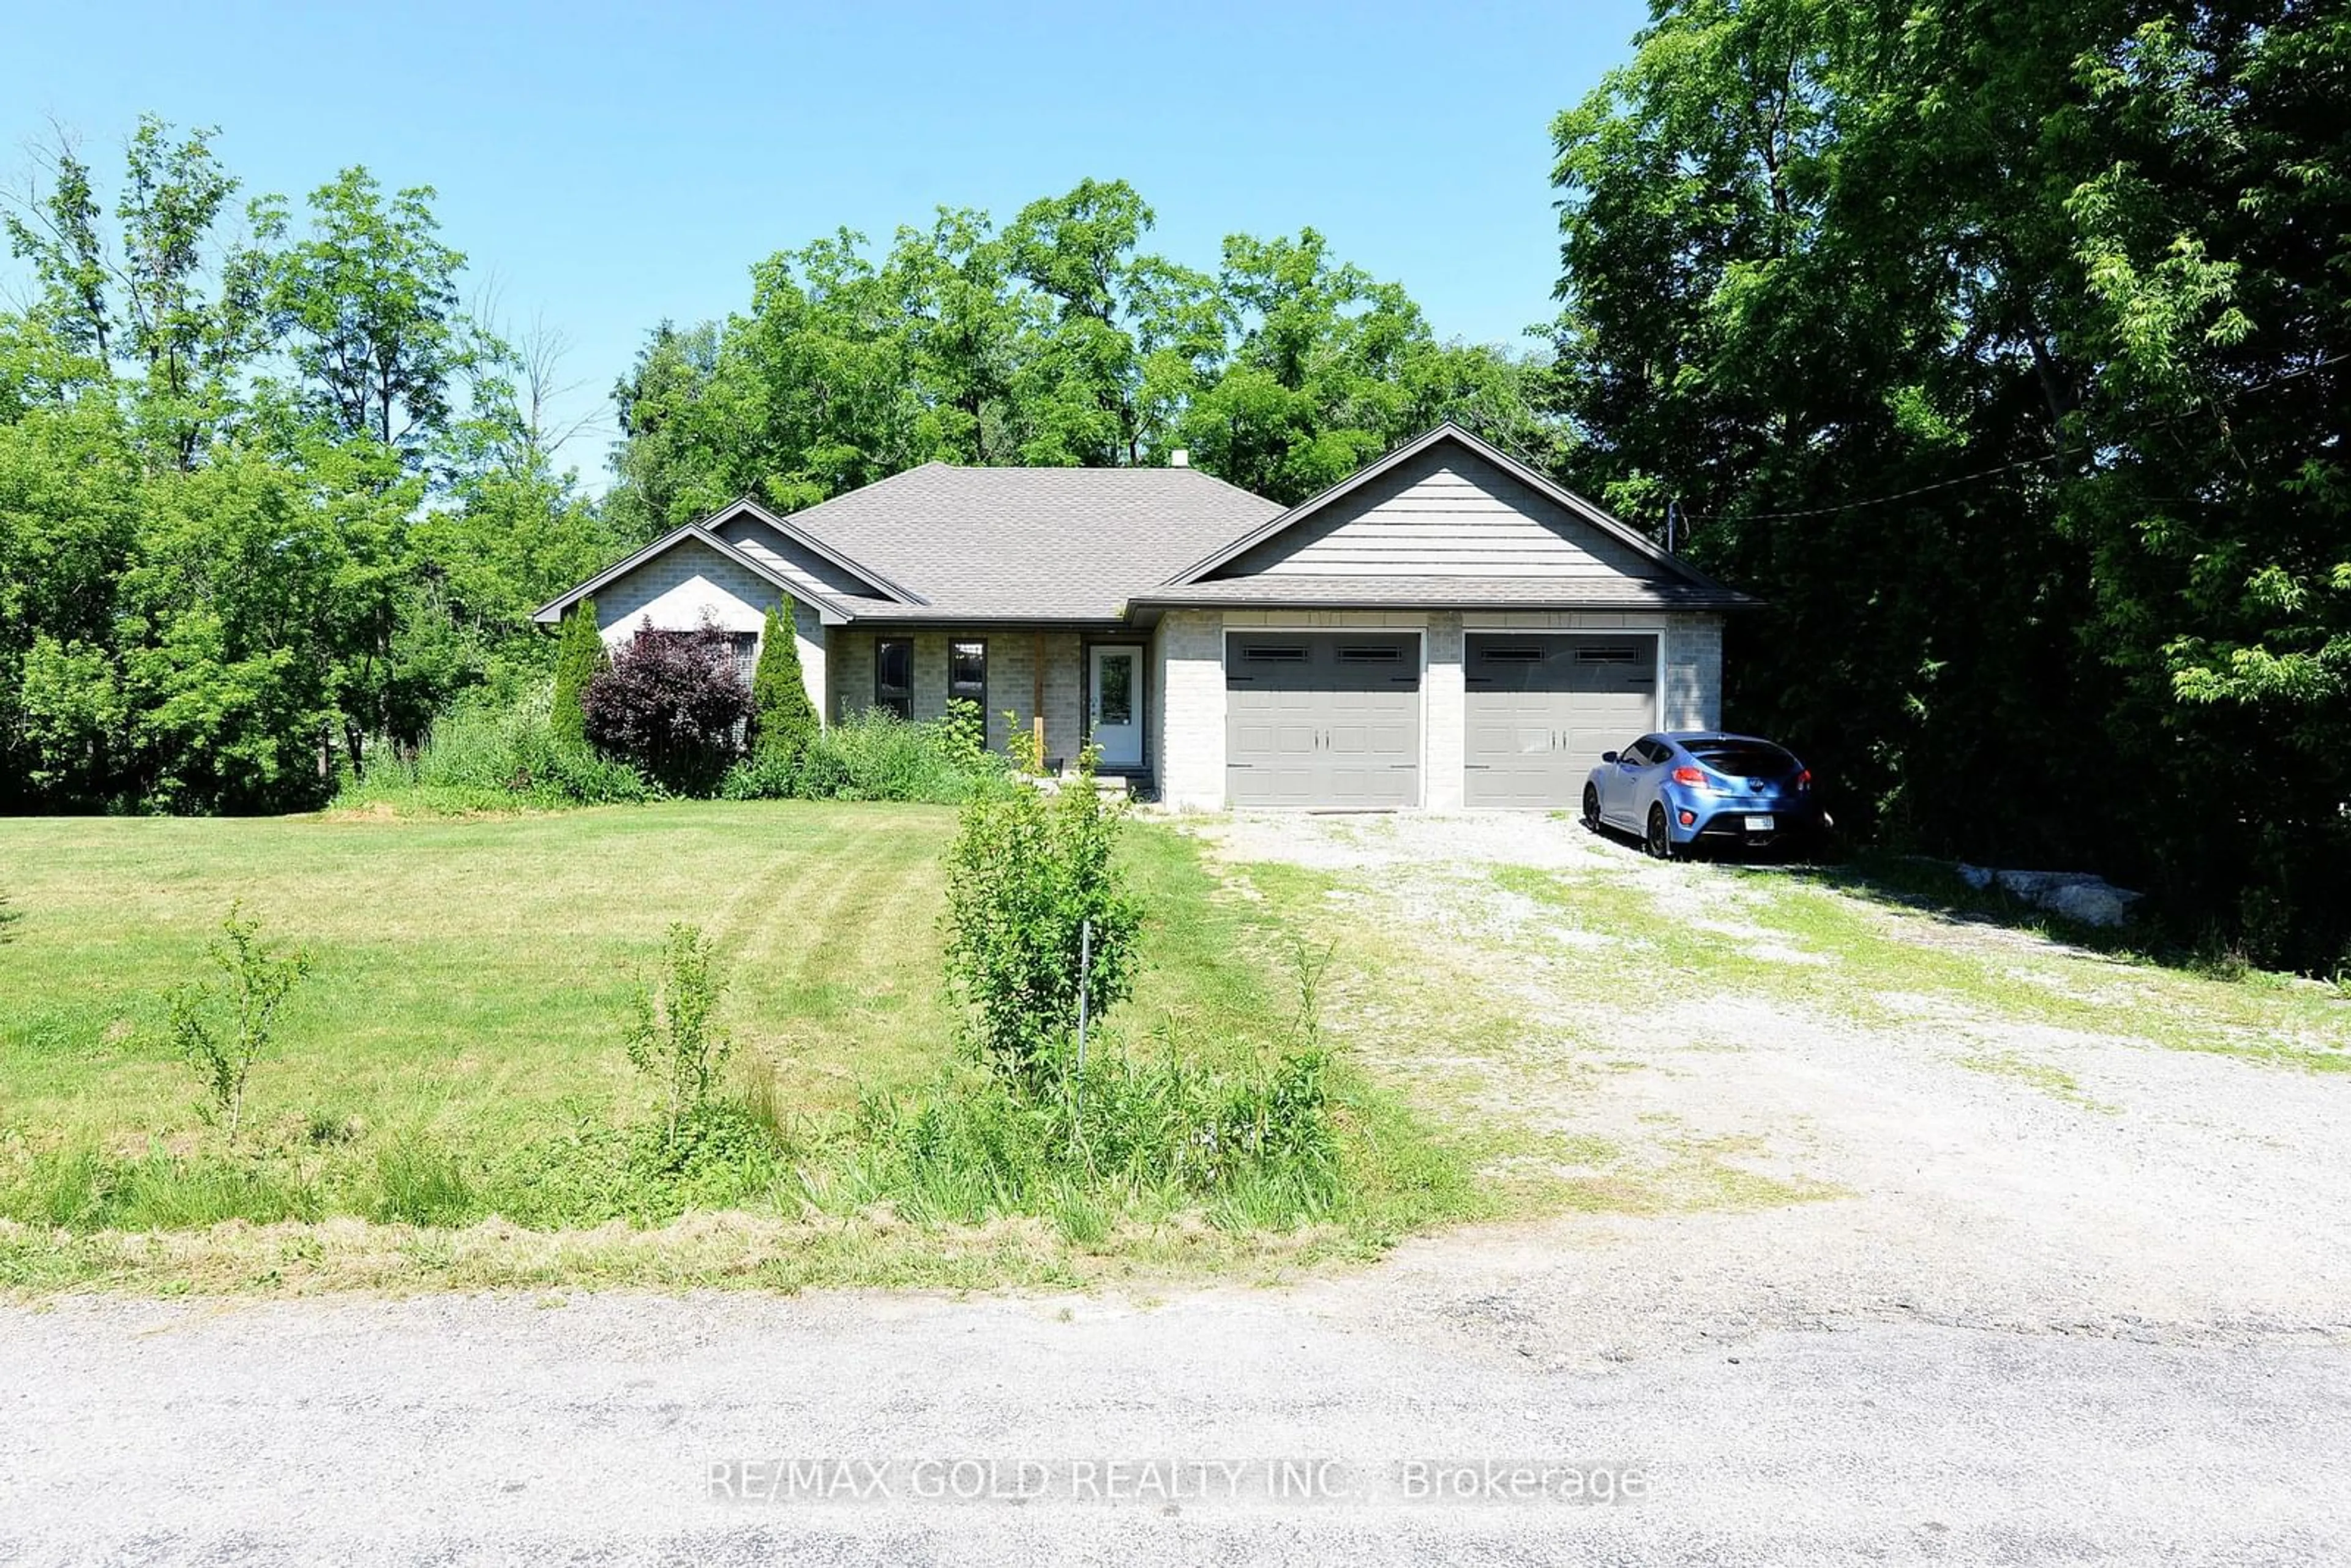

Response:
(534, 423), (1752, 809)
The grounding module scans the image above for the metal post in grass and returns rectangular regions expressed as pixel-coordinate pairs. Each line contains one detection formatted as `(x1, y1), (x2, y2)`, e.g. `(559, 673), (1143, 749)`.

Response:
(1071, 918), (1093, 1152)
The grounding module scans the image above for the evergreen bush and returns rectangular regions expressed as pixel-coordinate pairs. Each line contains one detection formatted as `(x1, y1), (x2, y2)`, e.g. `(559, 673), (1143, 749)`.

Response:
(548, 599), (605, 751)
(747, 599), (820, 768)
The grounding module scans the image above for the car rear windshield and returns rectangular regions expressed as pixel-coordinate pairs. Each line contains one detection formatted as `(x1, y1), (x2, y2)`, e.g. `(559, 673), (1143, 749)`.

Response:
(1689, 742), (1798, 777)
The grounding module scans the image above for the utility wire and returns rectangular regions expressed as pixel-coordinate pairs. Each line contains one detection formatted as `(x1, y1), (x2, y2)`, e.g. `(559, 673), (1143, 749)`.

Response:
(1680, 349), (2347, 527)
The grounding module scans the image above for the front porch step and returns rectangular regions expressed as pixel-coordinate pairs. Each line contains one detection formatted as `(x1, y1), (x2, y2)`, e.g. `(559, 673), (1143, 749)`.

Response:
(1023, 771), (1132, 798)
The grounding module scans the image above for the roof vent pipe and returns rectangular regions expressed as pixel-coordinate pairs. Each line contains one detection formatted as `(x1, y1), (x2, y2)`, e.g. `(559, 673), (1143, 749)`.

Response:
(1169, 448), (1190, 468)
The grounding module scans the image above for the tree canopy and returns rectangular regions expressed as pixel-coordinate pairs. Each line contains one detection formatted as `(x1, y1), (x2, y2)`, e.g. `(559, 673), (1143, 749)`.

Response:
(1548, 0), (2349, 969)
(602, 178), (1560, 535)
(1, 117), (620, 812)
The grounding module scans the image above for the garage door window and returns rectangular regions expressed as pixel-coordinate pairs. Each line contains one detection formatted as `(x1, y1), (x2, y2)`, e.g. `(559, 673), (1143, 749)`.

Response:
(1338, 645), (1402, 664)
(1245, 645), (1307, 662)
(1577, 645), (1640, 664)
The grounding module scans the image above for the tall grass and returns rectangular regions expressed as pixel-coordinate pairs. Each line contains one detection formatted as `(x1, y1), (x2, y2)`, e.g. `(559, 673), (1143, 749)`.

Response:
(0, 1048), (1469, 1245)
(723, 708), (1005, 804)
(823, 1046), (1346, 1231)
(333, 689), (653, 812)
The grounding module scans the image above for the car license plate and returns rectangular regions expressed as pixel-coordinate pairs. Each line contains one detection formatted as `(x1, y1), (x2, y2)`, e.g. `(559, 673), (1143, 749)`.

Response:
(1743, 814), (1775, 831)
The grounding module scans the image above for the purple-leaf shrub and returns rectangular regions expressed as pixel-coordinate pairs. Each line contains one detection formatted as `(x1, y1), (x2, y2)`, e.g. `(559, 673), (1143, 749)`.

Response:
(582, 618), (749, 794)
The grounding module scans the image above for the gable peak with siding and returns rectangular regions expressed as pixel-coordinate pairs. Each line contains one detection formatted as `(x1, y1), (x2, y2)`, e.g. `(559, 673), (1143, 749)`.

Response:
(1171, 423), (1723, 595)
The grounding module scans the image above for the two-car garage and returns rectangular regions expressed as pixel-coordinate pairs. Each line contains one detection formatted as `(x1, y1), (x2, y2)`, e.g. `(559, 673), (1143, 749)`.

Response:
(1221, 629), (1659, 809)
(1146, 426), (1735, 811)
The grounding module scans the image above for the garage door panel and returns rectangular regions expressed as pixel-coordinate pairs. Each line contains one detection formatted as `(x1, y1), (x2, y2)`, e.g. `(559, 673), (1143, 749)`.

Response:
(1227, 633), (1421, 808)
(1464, 634), (1658, 808)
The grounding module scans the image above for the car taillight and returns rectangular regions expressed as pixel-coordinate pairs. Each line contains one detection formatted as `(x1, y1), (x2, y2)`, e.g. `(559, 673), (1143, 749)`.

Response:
(1797, 769), (1812, 792)
(1671, 766), (1706, 787)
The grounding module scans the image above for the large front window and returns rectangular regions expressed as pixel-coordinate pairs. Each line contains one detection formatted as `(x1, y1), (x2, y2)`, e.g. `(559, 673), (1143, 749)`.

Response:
(874, 638), (912, 718)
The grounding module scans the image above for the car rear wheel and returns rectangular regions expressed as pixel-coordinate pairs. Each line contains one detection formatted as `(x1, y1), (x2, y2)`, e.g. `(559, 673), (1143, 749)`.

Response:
(1645, 804), (1678, 860)
(1581, 784), (1601, 831)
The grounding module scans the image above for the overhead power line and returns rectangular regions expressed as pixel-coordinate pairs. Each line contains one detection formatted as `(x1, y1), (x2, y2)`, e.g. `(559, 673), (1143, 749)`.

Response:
(1682, 349), (2347, 528)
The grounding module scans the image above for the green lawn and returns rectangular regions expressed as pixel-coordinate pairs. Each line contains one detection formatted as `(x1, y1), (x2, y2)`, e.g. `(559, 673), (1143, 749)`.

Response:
(3, 804), (957, 1147)
(1, 803), (1310, 1144)
(0, 803), (1469, 1292)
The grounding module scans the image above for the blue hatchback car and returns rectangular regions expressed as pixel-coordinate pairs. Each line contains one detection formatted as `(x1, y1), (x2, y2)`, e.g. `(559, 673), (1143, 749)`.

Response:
(1583, 732), (1821, 859)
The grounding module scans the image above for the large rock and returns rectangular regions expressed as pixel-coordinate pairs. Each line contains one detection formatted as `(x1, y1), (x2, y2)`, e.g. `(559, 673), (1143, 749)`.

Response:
(1955, 863), (2145, 928)
(2038, 880), (2145, 929)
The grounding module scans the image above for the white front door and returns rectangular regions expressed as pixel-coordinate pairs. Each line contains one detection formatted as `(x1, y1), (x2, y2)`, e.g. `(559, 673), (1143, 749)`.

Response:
(1088, 645), (1144, 768)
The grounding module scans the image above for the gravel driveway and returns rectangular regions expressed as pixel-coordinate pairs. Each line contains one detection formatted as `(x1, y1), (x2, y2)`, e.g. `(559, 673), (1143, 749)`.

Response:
(7, 812), (2349, 1564)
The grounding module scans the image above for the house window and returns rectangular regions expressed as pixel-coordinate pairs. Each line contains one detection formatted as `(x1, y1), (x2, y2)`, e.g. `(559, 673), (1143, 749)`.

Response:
(727, 632), (759, 686)
(874, 637), (912, 718)
(948, 639), (986, 710)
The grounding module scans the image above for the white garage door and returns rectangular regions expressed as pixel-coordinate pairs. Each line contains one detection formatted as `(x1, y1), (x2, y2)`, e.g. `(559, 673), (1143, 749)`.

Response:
(1226, 632), (1421, 808)
(1464, 634), (1658, 808)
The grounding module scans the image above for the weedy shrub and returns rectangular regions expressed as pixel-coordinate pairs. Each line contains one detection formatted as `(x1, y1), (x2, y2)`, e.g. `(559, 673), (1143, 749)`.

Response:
(626, 923), (733, 1149)
(936, 698), (987, 763)
(716, 746), (800, 801)
(167, 904), (311, 1147)
(942, 741), (1141, 1089)
(732, 703), (1002, 803)
(584, 620), (749, 794)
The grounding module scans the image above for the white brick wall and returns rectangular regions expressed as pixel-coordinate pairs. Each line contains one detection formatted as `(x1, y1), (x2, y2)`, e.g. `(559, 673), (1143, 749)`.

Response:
(590, 538), (825, 718)
(1155, 609), (1227, 809)
(1663, 613), (1724, 731)
(1426, 611), (1465, 809)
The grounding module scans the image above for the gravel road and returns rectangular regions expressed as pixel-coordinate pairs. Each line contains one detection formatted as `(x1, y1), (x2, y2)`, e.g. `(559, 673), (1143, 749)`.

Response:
(7, 812), (2349, 1564)
(5, 1286), (2346, 1566)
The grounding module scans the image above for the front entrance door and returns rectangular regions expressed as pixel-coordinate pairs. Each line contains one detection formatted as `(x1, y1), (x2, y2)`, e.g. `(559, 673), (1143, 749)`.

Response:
(1088, 645), (1144, 768)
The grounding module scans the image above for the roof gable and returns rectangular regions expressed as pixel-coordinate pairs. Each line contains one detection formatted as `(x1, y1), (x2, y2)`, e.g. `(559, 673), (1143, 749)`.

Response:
(707, 497), (923, 604)
(1169, 423), (1730, 596)
(530, 522), (857, 625)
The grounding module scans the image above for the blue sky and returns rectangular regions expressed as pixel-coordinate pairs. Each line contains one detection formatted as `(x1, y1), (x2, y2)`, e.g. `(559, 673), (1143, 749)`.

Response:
(2, 0), (1648, 482)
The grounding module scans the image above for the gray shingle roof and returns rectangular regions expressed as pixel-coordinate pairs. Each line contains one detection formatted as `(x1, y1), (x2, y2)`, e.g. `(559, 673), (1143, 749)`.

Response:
(773, 463), (1282, 620)
(1130, 576), (1758, 610)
